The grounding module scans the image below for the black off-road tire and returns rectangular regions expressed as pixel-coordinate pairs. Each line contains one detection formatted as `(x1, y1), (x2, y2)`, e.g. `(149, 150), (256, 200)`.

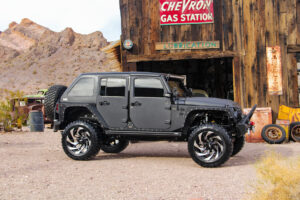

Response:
(188, 124), (233, 168)
(101, 138), (129, 153)
(44, 85), (67, 120)
(261, 124), (286, 144)
(61, 120), (101, 160)
(231, 135), (245, 156)
(289, 122), (300, 142)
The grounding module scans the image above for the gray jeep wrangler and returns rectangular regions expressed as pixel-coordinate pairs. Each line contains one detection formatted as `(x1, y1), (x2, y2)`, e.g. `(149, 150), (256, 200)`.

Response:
(45, 72), (256, 168)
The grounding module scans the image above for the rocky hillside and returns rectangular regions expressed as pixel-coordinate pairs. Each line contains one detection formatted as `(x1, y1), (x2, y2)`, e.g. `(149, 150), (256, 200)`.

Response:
(0, 18), (121, 98)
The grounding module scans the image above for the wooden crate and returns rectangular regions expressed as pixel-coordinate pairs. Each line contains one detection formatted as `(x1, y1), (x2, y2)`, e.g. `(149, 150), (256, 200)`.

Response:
(276, 119), (290, 142)
(244, 107), (272, 143)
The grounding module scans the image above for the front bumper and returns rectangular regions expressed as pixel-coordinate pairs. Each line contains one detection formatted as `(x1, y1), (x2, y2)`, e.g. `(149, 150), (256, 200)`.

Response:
(236, 104), (257, 136)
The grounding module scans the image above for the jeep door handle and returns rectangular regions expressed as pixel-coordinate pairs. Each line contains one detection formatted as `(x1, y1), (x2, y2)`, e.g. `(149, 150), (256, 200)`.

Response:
(131, 101), (142, 107)
(99, 101), (110, 106)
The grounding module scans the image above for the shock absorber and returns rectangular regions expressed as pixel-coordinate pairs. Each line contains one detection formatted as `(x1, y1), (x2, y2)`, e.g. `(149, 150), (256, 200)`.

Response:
(205, 113), (208, 123)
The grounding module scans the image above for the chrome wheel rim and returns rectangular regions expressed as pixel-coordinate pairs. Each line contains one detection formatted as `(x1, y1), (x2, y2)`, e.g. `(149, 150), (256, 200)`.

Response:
(193, 131), (225, 163)
(65, 126), (92, 156)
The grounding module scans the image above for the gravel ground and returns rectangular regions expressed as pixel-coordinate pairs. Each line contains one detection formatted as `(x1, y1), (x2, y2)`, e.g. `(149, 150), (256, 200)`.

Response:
(0, 128), (299, 200)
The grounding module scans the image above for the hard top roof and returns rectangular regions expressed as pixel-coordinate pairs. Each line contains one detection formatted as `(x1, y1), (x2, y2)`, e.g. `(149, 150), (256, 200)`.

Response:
(80, 72), (185, 80)
(80, 71), (164, 77)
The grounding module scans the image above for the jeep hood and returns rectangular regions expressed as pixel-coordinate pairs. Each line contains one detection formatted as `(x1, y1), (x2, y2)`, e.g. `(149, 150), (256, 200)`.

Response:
(180, 97), (236, 107)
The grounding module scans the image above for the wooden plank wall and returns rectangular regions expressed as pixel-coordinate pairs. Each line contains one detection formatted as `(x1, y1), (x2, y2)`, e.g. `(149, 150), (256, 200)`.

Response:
(119, 0), (299, 118)
(234, 0), (299, 119)
(297, 0), (300, 45)
(120, 0), (235, 67)
(232, 0), (244, 106)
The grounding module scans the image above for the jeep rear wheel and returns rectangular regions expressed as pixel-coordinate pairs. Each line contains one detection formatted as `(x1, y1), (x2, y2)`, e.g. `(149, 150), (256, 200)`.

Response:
(188, 124), (233, 168)
(62, 121), (101, 160)
(44, 85), (67, 120)
(231, 135), (245, 157)
(101, 137), (129, 153)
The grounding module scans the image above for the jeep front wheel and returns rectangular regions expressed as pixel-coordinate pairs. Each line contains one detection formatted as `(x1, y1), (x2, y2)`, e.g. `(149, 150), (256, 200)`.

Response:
(101, 137), (129, 153)
(62, 121), (101, 160)
(188, 124), (233, 168)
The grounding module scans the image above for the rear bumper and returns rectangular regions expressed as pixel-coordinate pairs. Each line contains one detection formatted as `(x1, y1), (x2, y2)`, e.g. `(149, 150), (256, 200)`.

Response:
(53, 120), (60, 132)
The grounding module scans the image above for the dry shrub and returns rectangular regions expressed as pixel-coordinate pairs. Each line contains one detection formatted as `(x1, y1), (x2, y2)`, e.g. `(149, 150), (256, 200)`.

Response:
(0, 100), (13, 131)
(248, 152), (300, 200)
(0, 90), (25, 132)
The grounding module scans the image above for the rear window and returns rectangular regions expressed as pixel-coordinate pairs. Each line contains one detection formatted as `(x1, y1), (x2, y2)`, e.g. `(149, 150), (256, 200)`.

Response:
(68, 78), (95, 97)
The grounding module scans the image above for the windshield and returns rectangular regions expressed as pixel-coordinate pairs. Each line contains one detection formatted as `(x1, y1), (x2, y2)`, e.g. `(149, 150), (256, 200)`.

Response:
(166, 77), (189, 97)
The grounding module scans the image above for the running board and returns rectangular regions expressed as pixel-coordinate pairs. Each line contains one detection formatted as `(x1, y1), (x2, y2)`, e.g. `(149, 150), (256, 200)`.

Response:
(106, 130), (182, 137)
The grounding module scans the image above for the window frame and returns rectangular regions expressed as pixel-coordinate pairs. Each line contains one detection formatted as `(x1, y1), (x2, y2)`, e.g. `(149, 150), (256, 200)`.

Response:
(99, 77), (128, 97)
(133, 77), (167, 98)
(67, 77), (96, 97)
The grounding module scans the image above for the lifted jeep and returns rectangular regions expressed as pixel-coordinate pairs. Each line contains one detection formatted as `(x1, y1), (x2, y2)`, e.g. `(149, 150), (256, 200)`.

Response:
(45, 72), (256, 168)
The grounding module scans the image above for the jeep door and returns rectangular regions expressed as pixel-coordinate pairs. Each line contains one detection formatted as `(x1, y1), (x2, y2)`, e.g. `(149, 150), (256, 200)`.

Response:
(130, 76), (171, 129)
(96, 76), (129, 128)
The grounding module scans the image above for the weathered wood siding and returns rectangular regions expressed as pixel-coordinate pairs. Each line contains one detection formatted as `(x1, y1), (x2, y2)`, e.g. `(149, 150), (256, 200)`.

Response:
(234, 0), (299, 119)
(120, 0), (237, 69)
(119, 0), (300, 117)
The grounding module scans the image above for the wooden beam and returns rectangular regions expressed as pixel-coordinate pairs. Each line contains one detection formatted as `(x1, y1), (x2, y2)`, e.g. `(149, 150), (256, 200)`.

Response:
(127, 51), (239, 63)
(287, 45), (300, 53)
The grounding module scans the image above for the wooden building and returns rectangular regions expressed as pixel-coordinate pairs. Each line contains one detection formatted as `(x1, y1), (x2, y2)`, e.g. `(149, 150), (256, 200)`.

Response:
(119, 0), (300, 118)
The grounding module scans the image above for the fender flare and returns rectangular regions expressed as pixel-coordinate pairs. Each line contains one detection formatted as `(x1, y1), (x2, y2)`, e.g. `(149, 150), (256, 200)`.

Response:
(85, 104), (109, 128)
(183, 107), (232, 136)
(62, 104), (109, 129)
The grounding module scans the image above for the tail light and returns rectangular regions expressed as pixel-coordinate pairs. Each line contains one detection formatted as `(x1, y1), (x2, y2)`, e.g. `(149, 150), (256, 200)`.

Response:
(250, 121), (255, 126)
(56, 103), (59, 112)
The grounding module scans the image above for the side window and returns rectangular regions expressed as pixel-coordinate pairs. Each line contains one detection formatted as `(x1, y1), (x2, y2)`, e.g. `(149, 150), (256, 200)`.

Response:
(68, 77), (95, 97)
(134, 78), (164, 97)
(100, 78), (126, 97)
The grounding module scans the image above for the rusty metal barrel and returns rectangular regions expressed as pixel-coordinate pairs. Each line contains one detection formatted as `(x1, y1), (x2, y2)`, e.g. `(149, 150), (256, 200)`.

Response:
(28, 110), (44, 132)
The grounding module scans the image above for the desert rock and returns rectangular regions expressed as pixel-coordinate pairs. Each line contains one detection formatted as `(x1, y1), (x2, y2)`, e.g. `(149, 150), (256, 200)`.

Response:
(0, 18), (121, 98)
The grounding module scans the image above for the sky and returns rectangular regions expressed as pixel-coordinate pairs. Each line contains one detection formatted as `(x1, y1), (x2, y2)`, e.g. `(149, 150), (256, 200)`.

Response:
(0, 0), (121, 41)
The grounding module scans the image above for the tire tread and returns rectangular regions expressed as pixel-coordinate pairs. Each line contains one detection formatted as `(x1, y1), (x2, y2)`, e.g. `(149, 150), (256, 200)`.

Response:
(61, 120), (101, 160)
(261, 124), (286, 144)
(231, 135), (245, 157)
(188, 124), (233, 168)
(44, 85), (67, 120)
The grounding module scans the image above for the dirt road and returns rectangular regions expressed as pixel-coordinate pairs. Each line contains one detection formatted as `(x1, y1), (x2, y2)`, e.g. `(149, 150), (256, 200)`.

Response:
(1, 129), (299, 200)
